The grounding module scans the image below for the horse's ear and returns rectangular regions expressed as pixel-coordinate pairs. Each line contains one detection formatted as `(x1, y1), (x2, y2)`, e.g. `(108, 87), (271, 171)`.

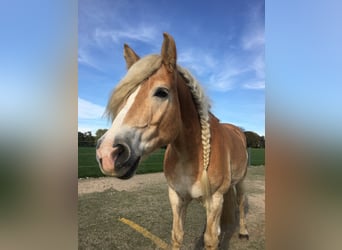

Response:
(161, 32), (177, 72)
(123, 44), (140, 70)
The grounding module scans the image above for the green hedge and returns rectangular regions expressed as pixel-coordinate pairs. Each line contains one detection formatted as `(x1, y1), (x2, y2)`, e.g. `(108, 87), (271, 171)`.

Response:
(78, 147), (165, 178)
(78, 147), (264, 178)
(248, 148), (265, 166)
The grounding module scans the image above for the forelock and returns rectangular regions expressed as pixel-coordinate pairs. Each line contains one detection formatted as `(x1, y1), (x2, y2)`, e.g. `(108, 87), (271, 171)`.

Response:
(106, 55), (162, 120)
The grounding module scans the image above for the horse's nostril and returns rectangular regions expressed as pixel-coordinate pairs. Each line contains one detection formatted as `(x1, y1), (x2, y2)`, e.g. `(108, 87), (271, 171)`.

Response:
(99, 158), (103, 166)
(113, 143), (130, 168)
(116, 144), (124, 155)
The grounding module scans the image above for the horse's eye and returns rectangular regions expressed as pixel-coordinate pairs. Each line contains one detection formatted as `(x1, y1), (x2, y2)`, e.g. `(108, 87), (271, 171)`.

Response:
(154, 88), (169, 99)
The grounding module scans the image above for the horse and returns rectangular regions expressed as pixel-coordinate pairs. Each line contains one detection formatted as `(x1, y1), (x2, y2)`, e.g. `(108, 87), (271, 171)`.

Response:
(96, 33), (249, 250)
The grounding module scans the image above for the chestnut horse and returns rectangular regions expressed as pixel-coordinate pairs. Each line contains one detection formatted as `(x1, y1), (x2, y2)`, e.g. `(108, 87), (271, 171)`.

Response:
(96, 33), (249, 250)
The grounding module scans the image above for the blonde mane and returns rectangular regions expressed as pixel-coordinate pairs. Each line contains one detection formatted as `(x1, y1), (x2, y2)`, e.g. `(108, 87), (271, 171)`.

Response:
(177, 66), (211, 172)
(177, 66), (212, 198)
(106, 55), (211, 183)
(106, 55), (162, 120)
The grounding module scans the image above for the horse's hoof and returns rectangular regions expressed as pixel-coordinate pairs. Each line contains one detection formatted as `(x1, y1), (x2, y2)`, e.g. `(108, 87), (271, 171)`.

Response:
(238, 234), (249, 240)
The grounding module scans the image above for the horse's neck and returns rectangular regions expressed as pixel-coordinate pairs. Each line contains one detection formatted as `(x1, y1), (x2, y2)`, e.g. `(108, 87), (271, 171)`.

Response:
(171, 75), (203, 164)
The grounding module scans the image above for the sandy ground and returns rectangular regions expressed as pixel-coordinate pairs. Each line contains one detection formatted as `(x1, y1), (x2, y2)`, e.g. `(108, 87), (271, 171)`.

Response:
(78, 172), (167, 194)
(78, 167), (265, 249)
(78, 170), (265, 216)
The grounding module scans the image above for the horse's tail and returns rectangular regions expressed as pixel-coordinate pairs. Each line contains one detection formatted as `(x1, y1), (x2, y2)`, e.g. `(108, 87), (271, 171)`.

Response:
(220, 186), (237, 231)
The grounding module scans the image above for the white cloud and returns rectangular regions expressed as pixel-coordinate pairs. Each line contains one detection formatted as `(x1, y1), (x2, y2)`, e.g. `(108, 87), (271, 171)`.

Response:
(242, 28), (265, 51)
(94, 24), (159, 45)
(178, 49), (242, 92)
(78, 49), (102, 71)
(178, 48), (264, 92)
(251, 52), (265, 79)
(178, 50), (218, 76)
(179, 49), (254, 92)
(241, 2), (265, 51)
(178, 32), (264, 92)
(78, 97), (105, 119)
(243, 81), (265, 90)
(178, 51), (195, 65)
(179, 52), (205, 75)
(240, 15), (265, 91)
(239, 5), (265, 90)
(208, 66), (249, 91)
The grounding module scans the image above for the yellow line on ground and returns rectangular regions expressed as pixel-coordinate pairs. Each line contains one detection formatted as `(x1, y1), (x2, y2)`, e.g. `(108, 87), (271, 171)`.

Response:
(119, 217), (170, 249)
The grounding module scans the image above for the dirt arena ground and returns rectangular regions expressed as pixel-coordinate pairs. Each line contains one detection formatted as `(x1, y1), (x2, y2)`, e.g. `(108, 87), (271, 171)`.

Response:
(78, 166), (265, 249)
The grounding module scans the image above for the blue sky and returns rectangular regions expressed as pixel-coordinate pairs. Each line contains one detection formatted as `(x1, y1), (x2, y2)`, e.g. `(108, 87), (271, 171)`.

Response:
(78, 0), (265, 136)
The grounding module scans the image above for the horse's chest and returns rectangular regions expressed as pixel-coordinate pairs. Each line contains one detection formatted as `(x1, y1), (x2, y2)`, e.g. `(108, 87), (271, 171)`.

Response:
(167, 165), (203, 199)
(188, 181), (203, 198)
(172, 178), (202, 199)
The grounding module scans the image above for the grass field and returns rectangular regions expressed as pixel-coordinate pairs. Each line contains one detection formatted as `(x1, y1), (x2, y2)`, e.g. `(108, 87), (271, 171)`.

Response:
(78, 147), (264, 178)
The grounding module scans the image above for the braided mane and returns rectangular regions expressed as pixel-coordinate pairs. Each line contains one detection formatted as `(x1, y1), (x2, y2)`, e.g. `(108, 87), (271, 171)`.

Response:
(177, 66), (211, 172)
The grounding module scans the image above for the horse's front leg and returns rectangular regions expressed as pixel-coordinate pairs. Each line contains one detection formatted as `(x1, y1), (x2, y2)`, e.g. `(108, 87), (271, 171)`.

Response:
(168, 186), (189, 250)
(204, 192), (224, 250)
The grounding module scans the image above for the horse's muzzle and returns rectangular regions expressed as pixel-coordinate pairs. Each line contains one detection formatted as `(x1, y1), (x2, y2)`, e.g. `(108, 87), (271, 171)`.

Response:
(96, 142), (141, 179)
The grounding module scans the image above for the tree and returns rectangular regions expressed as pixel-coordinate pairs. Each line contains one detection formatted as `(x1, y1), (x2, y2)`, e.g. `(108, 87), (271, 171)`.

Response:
(95, 129), (108, 143)
(78, 132), (85, 146)
(259, 136), (265, 148)
(244, 131), (262, 148)
(85, 131), (95, 147)
(78, 131), (96, 147)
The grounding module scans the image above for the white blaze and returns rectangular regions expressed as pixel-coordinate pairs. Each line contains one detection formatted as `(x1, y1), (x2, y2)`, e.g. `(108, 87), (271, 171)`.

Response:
(104, 86), (141, 145)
